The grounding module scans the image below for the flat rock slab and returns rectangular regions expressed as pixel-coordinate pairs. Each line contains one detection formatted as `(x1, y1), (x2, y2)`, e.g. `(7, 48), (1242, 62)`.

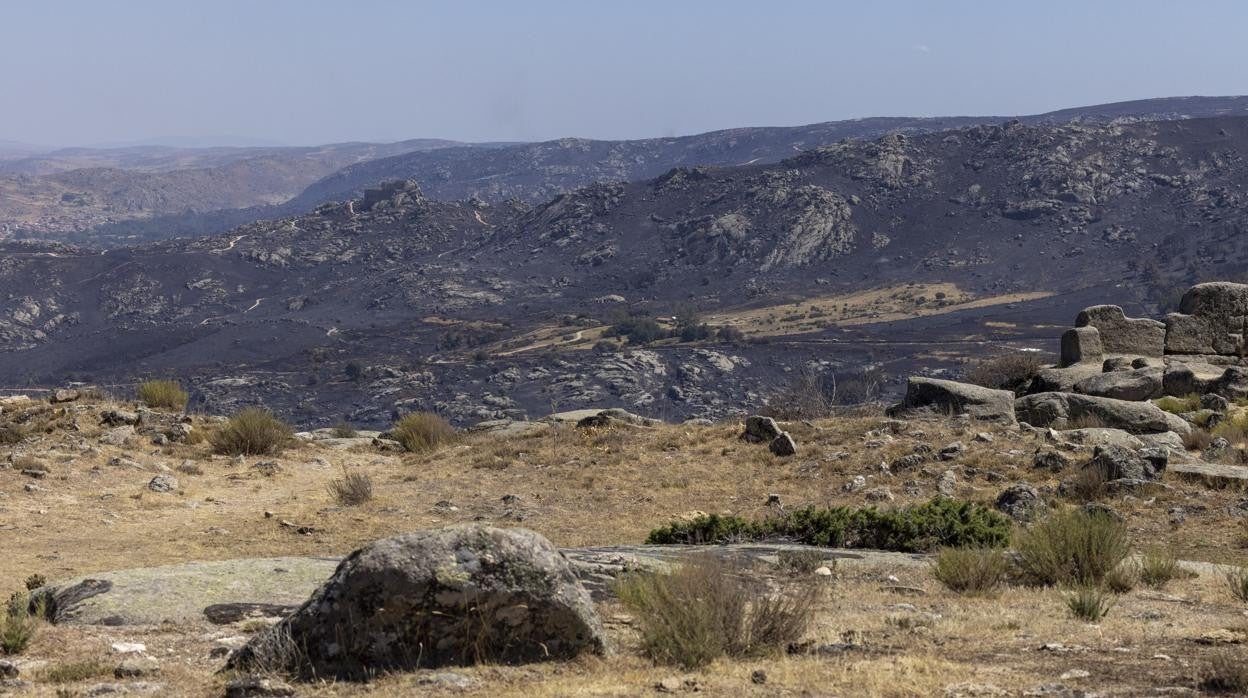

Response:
(1170, 461), (1248, 486)
(36, 545), (926, 626)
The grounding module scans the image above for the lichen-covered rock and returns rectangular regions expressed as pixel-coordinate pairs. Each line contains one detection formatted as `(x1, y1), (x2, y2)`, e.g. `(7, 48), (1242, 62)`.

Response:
(1015, 392), (1191, 435)
(1075, 305), (1165, 356)
(1072, 367), (1163, 401)
(1030, 364), (1102, 393)
(888, 377), (1016, 424)
(741, 415), (782, 443)
(1088, 445), (1168, 481)
(994, 483), (1044, 521)
(1060, 326), (1102, 367)
(1164, 282), (1248, 355)
(229, 525), (606, 680)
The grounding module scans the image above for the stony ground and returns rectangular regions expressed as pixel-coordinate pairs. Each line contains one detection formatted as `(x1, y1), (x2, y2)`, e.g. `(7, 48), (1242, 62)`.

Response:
(3, 395), (1248, 696)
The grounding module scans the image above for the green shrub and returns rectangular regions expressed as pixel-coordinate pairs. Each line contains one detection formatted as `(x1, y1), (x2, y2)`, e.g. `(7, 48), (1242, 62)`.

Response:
(1, 592), (39, 654)
(326, 471), (373, 506)
(647, 498), (1012, 553)
(136, 379), (189, 411)
(390, 412), (457, 453)
(1154, 393), (1200, 414)
(931, 547), (1009, 595)
(1103, 563), (1137, 594)
(615, 556), (817, 668)
(1137, 547), (1183, 589)
(210, 408), (293, 456)
(1014, 509), (1130, 587)
(1065, 586), (1114, 622)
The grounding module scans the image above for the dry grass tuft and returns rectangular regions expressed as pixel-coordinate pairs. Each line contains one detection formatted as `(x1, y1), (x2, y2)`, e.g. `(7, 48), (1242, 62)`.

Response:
(1200, 650), (1248, 693)
(327, 471), (374, 506)
(931, 546), (1009, 595)
(391, 412), (457, 453)
(1227, 566), (1248, 602)
(1154, 393), (1200, 414)
(616, 556), (818, 668)
(1137, 547), (1184, 589)
(1065, 585), (1114, 622)
(210, 407), (293, 456)
(136, 379), (189, 411)
(1014, 508), (1130, 587)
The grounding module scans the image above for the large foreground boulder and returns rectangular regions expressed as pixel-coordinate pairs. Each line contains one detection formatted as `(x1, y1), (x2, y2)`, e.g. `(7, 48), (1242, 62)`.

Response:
(1060, 326), (1103, 367)
(888, 378), (1017, 424)
(229, 525), (606, 680)
(1164, 282), (1248, 356)
(1015, 392), (1191, 435)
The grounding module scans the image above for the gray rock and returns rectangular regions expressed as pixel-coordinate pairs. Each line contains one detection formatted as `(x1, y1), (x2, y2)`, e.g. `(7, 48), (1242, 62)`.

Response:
(223, 676), (296, 698)
(888, 377), (1017, 425)
(995, 483), (1044, 521)
(1015, 392), (1191, 435)
(100, 409), (140, 427)
(890, 454), (925, 471)
(1031, 364), (1102, 394)
(937, 470), (958, 496)
(938, 441), (965, 461)
(50, 388), (81, 403)
(229, 525), (607, 679)
(114, 657), (160, 679)
(1164, 282), (1248, 356)
(147, 475), (178, 493)
(1059, 427), (1145, 450)
(1136, 431), (1186, 455)
(741, 415), (782, 443)
(1060, 327), (1103, 367)
(99, 426), (136, 446)
(0, 660), (15, 678)
(769, 433), (797, 457)
(1202, 393), (1231, 413)
(1032, 450), (1070, 471)
(1088, 445), (1168, 481)
(575, 408), (661, 429)
(1102, 357), (1134, 372)
(1075, 305), (1165, 356)
(1073, 368), (1163, 402)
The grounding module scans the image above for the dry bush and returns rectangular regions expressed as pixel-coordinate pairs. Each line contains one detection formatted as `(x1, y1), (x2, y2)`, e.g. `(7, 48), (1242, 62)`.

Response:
(331, 422), (358, 438)
(776, 549), (829, 577)
(38, 660), (111, 683)
(965, 352), (1052, 396)
(616, 556), (818, 668)
(1103, 563), (1137, 594)
(1200, 650), (1248, 693)
(1137, 547), (1184, 589)
(1183, 428), (1214, 452)
(1227, 566), (1248, 602)
(327, 471), (374, 506)
(931, 547), (1009, 595)
(761, 369), (832, 419)
(1214, 413), (1248, 445)
(1065, 461), (1111, 503)
(391, 412), (457, 453)
(1014, 508), (1130, 587)
(136, 379), (189, 411)
(1065, 585), (1114, 622)
(210, 408), (293, 456)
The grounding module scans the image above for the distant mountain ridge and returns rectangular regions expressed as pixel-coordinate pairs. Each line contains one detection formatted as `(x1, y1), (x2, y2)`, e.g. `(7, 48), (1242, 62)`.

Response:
(3, 95), (1247, 246)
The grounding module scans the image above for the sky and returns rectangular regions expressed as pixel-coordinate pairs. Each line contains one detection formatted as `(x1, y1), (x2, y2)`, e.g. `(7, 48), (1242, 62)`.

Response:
(2, 0), (1246, 148)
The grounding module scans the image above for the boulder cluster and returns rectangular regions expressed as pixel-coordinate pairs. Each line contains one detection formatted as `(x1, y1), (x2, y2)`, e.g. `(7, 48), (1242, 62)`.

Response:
(894, 282), (1248, 442)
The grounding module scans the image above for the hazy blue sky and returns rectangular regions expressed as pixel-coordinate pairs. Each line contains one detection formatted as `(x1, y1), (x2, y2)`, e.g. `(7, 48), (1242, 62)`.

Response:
(3, 0), (1245, 147)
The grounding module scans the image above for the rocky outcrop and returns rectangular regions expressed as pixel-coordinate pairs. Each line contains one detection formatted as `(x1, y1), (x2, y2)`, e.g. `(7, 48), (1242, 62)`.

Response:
(1015, 392), (1190, 435)
(1073, 367), (1163, 401)
(229, 525), (606, 679)
(888, 377), (1017, 425)
(1060, 326), (1103, 367)
(1075, 305), (1165, 357)
(1164, 282), (1248, 356)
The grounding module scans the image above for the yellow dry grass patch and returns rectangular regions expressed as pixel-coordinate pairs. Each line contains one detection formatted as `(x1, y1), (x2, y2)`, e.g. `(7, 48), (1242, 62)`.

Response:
(704, 283), (1053, 337)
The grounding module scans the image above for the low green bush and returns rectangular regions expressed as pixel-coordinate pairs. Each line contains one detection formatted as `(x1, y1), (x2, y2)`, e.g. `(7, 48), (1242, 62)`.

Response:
(1, 592), (39, 655)
(1154, 393), (1200, 414)
(647, 498), (1012, 553)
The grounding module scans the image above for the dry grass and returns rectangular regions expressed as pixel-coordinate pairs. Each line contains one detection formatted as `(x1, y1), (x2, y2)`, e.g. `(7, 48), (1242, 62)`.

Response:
(1201, 650), (1248, 693)
(1013, 508), (1131, 587)
(327, 471), (374, 506)
(4, 394), (1248, 694)
(136, 379), (189, 411)
(209, 407), (293, 455)
(1064, 585), (1114, 622)
(931, 547), (1009, 595)
(391, 411), (457, 453)
(616, 556), (819, 668)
